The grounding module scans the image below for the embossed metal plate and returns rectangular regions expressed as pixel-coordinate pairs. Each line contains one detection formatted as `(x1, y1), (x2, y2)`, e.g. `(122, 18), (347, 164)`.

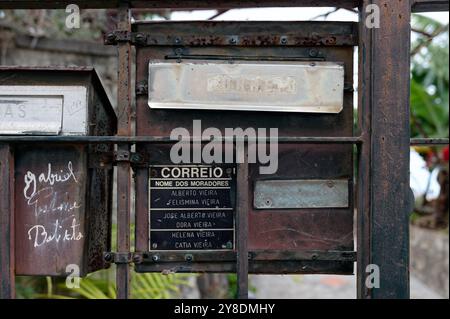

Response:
(254, 179), (349, 209)
(0, 86), (88, 135)
(148, 61), (344, 113)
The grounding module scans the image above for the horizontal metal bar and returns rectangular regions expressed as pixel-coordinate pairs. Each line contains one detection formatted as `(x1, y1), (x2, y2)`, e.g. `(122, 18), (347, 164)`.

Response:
(412, 0), (449, 12)
(3, 136), (446, 145)
(165, 54), (326, 62)
(0, 136), (363, 144)
(0, 1), (360, 10)
(1, 1), (445, 12)
(410, 138), (449, 145)
(138, 250), (357, 263)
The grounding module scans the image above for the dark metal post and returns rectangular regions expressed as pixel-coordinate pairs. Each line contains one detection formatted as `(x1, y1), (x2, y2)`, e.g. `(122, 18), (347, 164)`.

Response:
(116, 3), (133, 299)
(236, 152), (249, 299)
(0, 144), (14, 299)
(357, 0), (411, 299)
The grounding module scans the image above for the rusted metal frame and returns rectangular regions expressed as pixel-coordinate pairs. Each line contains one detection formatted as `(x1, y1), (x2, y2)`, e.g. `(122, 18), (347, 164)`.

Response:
(1, 0), (448, 12)
(105, 31), (357, 47)
(412, 0), (449, 12)
(0, 144), (14, 299)
(116, 3), (133, 300)
(236, 153), (249, 299)
(136, 250), (357, 263)
(410, 138), (449, 145)
(0, 0), (360, 10)
(0, 136), (364, 144)
(358, 1), (412, 299)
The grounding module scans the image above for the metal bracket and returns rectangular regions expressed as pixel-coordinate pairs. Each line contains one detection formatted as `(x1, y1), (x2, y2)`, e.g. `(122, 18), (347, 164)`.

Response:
(114, 150), (146, 165)
(104, 252), (142, 264)
(104, 31), (147, 46)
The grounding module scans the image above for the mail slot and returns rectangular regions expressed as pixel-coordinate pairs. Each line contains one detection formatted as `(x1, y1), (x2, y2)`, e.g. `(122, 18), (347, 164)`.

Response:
(133, 21), (356, 274)
(0, 67), (117, 276)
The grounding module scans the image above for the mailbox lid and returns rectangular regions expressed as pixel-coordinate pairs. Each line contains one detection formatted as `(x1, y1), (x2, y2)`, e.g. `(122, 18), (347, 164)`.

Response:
(148, 60), (345, 113)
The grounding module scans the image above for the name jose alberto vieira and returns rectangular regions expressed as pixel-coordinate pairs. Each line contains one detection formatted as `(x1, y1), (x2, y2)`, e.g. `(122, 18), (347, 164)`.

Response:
(174, 303), (276, 316)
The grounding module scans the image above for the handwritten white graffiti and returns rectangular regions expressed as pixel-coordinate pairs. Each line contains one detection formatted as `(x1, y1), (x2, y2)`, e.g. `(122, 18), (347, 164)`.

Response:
(23, 161), (84, 248)
(27, 216), (83, 248)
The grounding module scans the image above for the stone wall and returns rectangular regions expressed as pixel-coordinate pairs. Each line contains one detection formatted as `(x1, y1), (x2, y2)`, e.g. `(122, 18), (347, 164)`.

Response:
(410, 225), (449, 298)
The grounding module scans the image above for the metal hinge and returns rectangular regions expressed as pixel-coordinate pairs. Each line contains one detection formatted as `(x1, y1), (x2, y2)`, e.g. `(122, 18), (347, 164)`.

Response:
(104, 31), (147, 46)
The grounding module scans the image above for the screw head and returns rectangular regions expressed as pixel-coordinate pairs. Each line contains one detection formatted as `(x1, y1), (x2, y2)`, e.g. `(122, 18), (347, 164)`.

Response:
(104, 253), (112, 262)
(229, 37), (237, 44)
(174, 37), (181, 44)
(309, 49), (319, 58)
(135, 33), (146, 45)
(152, 254), (160, 262)
(185, 254), (194, 262)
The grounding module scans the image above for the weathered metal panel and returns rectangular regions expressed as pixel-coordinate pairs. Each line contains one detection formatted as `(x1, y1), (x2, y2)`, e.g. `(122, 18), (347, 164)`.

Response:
(14, 145), (88, 276)
(0, 86), (88, 135)
(134, 21), (355, 275)
(254, 179), (349, 209)
(148, 61), (344, 113)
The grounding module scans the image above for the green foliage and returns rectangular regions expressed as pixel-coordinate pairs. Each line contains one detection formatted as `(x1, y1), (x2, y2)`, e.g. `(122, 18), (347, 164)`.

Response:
(411, 15), (449, 138)
(36, 269), (192, 299)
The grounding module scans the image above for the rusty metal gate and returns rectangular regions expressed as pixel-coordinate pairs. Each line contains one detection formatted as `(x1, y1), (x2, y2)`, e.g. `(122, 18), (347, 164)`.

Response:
(1, 0), (449, 300)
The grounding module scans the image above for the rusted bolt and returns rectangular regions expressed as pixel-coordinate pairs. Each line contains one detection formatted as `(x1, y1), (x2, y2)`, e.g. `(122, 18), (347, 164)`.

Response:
(131, 153), (143, 163)
(185, 254), (194, 262)
(133, 254), (142, 264)
(135, 33), (147, 45)
(105, 33), (116, 44)
(104, 253), (112, 262)
(309, 49), (319, 57)
(152, 254), (160, 262)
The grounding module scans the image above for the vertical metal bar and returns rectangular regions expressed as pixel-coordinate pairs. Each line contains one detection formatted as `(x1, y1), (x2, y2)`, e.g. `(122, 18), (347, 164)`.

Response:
(358, 0), (411, 299)
(357, 1), (373, 300)
(0, 144), (14, 299)
(236, 151), (249, 299)
(116, 2), (132, 300)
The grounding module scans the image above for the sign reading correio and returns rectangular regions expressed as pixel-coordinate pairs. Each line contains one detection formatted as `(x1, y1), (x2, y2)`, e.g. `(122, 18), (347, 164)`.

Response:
(149, 165), (236, 251)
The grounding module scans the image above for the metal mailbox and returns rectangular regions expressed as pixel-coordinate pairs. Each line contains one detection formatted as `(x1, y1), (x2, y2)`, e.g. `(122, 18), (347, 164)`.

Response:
(133, 21), (357, 274)
(0, 67), (117, 276)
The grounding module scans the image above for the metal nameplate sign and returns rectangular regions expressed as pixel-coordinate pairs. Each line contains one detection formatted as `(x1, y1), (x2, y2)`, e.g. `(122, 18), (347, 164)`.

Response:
(149, 165), (236, 251)
(254, 179), (349, 209)
(0, 86), (88, 135)
(0, 96), (63, 135)
(148, 60), (344, 113)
